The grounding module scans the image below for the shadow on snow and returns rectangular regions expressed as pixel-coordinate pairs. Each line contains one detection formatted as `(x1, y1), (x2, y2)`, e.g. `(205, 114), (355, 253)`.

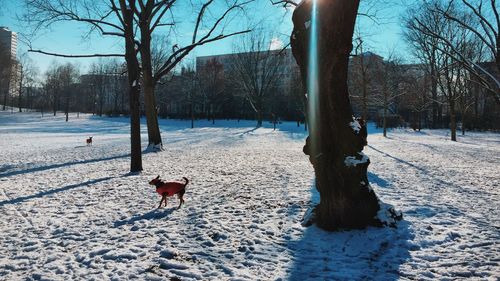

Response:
(0, 154), (130, 178)
(285, 184), (413, 280)
(0, 176), (115, 207)
(113, 208), (176, 228)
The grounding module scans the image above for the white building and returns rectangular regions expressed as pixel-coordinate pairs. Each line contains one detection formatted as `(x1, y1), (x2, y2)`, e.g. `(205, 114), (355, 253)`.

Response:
(0, 27), (19, 108)
(0, 27), (17, 59)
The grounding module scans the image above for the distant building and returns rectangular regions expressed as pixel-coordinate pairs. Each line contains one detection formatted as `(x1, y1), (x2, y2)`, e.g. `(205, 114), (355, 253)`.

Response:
(0, 27), (19, 108)
(0, 27), (17, 59)
(196, 48), (301, 95)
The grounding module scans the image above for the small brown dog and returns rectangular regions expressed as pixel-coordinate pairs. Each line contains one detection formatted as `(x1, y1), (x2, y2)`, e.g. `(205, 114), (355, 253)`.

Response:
(149, 176), (189, 209)
(86, 137), (93, 146)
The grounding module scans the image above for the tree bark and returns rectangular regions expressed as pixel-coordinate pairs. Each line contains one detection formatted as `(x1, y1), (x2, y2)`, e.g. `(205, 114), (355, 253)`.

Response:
(450, 100), (457, 141)
(291, 0), (387, 230)
(53, 89), (57, 116)
(121, 2), (142, 173)
(0, 79), (4, 110)
(383, 106), (388, 137)
(140, 12), (162, 149)
(256, 110), (263, 127)
(18, 66), (23, 112)
(65, 90), (69, 122)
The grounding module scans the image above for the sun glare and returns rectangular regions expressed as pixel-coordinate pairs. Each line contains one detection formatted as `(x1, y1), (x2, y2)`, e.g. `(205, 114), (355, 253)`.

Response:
(307, 0), (319, 157)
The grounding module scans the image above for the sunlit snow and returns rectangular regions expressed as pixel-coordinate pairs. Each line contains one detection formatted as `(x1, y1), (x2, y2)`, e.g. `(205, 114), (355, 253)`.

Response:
(0, 111), (498, 280)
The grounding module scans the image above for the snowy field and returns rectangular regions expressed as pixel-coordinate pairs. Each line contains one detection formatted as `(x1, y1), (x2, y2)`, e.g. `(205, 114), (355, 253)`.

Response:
(0, 111), (498, 280)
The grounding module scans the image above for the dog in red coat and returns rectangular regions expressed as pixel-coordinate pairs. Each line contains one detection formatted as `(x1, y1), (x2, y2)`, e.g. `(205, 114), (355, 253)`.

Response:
(149, 176), (189, 209)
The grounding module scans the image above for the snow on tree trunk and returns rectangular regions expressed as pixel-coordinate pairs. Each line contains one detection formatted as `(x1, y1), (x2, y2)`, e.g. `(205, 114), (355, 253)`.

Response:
(291, 0), (401, 230)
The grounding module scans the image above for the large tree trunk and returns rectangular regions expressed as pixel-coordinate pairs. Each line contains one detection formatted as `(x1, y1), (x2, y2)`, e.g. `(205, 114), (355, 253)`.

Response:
(383, 106), (388, 137)
(65, 91), (69, 122)
(122, 2), (142, 173)
(140, 22), (163, 149)
(53, 90), (57, 116)
(0, 79), (4, 110)
(143, 82), (162, 148)
(2, 89), (6, 110)
(256, 111), (263, 127)
(449, 100), (457, 141)
(291, 0), (393, 230)
(430, 63), (438, 129)
(18, 67), (23, 112)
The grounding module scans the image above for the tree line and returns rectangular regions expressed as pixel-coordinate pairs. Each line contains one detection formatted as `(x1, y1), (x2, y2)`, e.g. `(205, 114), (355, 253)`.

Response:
(1, 0), (497, 174)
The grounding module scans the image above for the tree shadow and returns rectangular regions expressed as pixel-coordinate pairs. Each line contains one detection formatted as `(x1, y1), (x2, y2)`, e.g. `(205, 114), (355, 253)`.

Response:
(0, 176), (115, 207)
(0, 154), (129, 178)
(368, 145), (427, 174)
(367, 145), (466, 192)
(285, 184), (413, 280)
(113, 208), (175, 228)
(235, 127), (259, 137)
(368, 172), (390, 188)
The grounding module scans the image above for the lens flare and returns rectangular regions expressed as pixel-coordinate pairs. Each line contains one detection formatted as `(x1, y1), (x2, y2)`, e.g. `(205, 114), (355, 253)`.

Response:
(307, 0), (319, 157)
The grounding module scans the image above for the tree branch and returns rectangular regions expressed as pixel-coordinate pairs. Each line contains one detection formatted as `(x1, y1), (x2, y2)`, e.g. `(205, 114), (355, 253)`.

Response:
(28, 49), (125, 58)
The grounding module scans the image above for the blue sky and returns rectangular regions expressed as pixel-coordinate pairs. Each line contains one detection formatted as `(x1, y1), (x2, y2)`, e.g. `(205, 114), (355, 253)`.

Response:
(0, 0), (412, 75)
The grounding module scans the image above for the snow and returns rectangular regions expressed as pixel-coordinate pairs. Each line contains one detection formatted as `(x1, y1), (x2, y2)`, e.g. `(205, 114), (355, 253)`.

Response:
(0, 111), (499, 280)
(304, 20), (311, 29)
(349, 117), (361, 134)
(344, 152), (369, 167)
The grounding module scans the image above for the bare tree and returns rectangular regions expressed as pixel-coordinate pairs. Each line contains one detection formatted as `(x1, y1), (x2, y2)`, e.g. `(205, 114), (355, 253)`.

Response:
(371, 54), (406, 137)
(291, 0), (400, 230)
(403, 7), (444, 128)
(17, 54), (39, 112)
(417, 0), (499, 103)
(43, 62), (62, 116)
(230, 33), (284, 127)
(88, 61), (107, 116)
(22, 0), (145, 171)
(58, 63), (79, 122)
(403, 66), (433, 131)
(137, 0), (252, 149)
(405, 0), (486, 141)
(198, 58), (225, 124)
(350, 35), (374, 120)
(23, 0), (252, 155)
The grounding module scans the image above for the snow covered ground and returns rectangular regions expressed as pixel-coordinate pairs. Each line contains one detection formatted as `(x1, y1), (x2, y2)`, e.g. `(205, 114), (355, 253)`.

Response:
(0, 111), (498, 280)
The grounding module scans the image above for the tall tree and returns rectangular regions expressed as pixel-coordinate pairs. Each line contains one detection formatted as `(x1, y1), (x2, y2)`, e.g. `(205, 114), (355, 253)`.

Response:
(371, 54), (406, 137)
(350, 35), (373, 120)
(137, 0), (251, 149)
(403, 8), (443, 128)
(291, 0), (400, 230)
(405, 0), (485, 141)
(199, 58), (225, 124)
(436, 0), (499, 102)
(22, 0), (144, 171)
(230, 33), (284, 127)
(58, 63), (79, 122)
(412, 0), (500, 104)
(24, 0), (251, 151)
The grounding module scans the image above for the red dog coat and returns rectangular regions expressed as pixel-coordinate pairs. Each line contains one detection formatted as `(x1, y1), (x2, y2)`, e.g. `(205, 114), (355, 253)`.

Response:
(156, 181), (185, 197)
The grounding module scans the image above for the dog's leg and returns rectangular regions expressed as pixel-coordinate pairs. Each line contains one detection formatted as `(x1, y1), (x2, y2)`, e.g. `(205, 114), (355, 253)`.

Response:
(177, 189), (185, 209)
(158, 194), (166, 209)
